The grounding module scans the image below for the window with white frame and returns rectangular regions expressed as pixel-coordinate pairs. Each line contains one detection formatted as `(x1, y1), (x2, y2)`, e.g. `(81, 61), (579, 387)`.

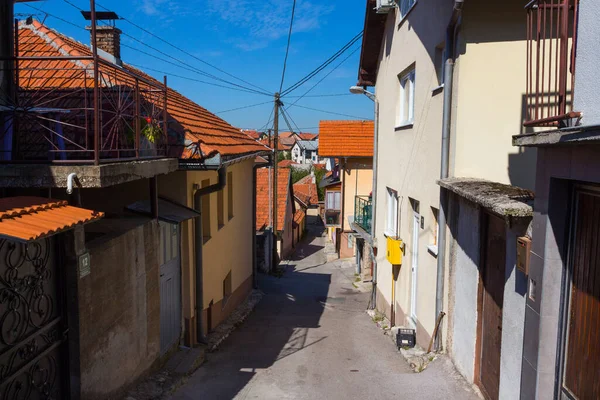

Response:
(326, 191), (341, 211)
(397, 68), (415, 127)
(399, 0), (417, 19)
(386, 188), (399, 237)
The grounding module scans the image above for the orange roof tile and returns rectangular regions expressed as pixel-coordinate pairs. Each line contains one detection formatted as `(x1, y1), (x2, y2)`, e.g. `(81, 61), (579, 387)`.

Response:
(255, 168), (292, 231)
(278, 160), (298, 168)
(298, 132), (318, 141)
(318, 120), (374, 157)
(293, 177), (318, 207)
(18, 21), (268, 159)
(294, 208), (305, 225)
(0, 197), (104, 242)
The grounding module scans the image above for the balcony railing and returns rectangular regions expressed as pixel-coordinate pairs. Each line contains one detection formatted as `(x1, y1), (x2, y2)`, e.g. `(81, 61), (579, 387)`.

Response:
(0, 54), (170, 164)
(354, 195), (372, 233)
(524, 0), (580, 128)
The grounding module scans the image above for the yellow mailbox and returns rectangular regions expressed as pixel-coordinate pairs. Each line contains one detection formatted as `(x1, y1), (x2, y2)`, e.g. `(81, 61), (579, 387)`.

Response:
(386, 236), (403, 265)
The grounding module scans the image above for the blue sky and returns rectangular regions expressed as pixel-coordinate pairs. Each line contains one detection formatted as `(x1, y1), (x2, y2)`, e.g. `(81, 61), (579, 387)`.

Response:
(16, 0), (374, 133)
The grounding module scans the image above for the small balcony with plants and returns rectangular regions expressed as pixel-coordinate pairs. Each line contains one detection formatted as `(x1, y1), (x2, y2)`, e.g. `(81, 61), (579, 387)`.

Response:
(354, 195), (372, 233)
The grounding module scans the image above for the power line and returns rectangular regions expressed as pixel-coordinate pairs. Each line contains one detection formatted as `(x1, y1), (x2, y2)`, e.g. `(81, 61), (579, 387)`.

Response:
(286, 93), (353, 98)
(285, 44), (361, 109)
(279, 0), (296, 93)
(216, 101), (273, 114)
(281, 31), (363, 97)
(280, 107), (301, 133)
(290, 104), (372, 120)
(61, 0), (272, 97)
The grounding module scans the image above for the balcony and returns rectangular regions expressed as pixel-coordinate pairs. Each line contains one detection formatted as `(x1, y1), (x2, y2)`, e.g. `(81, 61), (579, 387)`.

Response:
(354, 195), (372, 233)
(0, 54), (171, 164)
(324, 210), (341, 227)
(524, 0), (580, 128)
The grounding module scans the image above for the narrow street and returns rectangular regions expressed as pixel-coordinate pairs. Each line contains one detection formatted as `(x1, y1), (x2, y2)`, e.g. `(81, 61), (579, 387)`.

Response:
(168, 218), (479, 400)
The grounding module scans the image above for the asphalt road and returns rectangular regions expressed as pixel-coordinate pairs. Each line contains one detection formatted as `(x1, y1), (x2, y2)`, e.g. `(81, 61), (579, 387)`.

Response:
(168, 218), (479, 400)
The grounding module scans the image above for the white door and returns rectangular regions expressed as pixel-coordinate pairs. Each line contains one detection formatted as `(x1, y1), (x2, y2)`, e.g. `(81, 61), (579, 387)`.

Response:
(411, 204), (420, 321)
(159, 222), (182, 354)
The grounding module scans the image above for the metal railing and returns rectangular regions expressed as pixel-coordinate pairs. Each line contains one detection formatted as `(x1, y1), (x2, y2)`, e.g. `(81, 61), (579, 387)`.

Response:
(0, 28), (170, 164)
(354, 195), (372, 233)
(525, 0), (580, 128)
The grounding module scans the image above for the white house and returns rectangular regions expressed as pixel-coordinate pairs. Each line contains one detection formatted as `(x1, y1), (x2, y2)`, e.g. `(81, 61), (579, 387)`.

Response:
(291, 140), (320, 165)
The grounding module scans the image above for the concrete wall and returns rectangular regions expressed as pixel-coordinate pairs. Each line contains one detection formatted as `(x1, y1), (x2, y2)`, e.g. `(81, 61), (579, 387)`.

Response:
(80, 220), (160, 400)
(157, 159), (255, 340)
(453, 0), (536, 191)
(521, 144), (600, 399)
(448, 197), (528, 399)
(573, 0), (600, 125)
(280, 193), (294, 260)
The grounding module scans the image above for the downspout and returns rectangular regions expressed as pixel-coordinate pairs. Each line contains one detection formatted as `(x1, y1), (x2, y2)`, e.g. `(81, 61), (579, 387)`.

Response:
(435, 0), (464, 351)
(193, 156), (227, 343)
(369, 96), (380, 309)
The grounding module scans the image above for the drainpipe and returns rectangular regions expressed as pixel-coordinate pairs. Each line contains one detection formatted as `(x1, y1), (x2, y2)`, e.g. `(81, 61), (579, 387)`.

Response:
(370, 97), (379, 309)
(66, 172), (82, 206)
(193, 157), (227, 343)
(435, 0), (464, 351)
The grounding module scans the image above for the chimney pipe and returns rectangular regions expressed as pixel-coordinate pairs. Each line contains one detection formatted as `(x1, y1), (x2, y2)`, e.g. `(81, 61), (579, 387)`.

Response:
(86, 25), (122, 63)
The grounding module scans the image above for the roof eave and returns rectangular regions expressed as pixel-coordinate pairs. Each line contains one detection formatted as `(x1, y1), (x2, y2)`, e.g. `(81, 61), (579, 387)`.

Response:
(357, 0), (388, 87)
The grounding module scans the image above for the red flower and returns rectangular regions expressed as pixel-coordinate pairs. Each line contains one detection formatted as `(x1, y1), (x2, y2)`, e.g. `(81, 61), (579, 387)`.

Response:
(145, 117), (152, 124)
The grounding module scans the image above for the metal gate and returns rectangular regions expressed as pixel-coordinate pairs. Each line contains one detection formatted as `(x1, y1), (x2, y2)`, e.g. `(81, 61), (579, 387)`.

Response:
(0, 237), (67, 399)
(159, 222), (181, 354)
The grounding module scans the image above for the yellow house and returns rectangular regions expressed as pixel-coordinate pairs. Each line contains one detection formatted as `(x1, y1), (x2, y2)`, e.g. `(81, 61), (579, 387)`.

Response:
(318, 120), (374, 265)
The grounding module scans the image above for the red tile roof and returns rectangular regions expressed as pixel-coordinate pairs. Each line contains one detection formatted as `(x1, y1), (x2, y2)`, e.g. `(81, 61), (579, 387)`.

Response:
(293, 177), (318, 207)
(298, 133), (318, 141)
(278, 160), (298, 168)
(0, 197), (104, 242)
(294, 208), (305, 226)
(18, 21), (268, 159)
(318, 120), (374, 157)
(256, 168), (292, 231)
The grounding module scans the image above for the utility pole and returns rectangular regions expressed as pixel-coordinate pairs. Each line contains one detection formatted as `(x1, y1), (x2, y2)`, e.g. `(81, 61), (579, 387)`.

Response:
(272, 93), (280, 269)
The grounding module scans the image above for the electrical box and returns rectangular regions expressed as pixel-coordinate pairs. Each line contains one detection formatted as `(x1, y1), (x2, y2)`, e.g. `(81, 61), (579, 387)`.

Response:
(387, 236), (403, 265)
(375, 0), (396, 13)
(517, 236), (531, 275)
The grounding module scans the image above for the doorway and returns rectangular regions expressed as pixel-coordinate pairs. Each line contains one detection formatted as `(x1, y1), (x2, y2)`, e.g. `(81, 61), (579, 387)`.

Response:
(560, 186), (600, 399)
(410, 199), (420, 322)
(476, 213), (506, 400)
(159, 222), (182, 355)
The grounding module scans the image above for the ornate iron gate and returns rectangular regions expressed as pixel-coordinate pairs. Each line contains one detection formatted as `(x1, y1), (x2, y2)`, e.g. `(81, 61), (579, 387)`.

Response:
(0, 237), (67, 400)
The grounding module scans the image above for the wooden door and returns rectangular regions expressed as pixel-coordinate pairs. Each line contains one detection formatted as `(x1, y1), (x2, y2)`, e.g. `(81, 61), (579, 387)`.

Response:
(563, 189), (600, 399)
(478, 213), (506, 400)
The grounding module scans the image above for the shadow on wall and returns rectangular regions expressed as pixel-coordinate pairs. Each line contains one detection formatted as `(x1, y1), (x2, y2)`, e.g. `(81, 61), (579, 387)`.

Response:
(508, 147), (537, 191)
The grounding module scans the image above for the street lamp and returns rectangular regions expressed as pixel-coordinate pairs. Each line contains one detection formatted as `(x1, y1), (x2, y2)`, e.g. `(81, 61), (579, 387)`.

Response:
(349, 85), (379, 308)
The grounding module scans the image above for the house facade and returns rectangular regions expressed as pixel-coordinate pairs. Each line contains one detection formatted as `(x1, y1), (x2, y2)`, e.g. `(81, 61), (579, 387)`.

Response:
(0, 16), (267, 400)
(513, 1), (600, 398)
(358, 1), (537, 399)
(291, 139), (320, 165)
(319, 120), (374, 266)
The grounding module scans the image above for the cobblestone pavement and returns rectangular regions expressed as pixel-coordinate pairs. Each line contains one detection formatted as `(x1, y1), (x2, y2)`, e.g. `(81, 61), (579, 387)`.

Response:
(167, 217), (479, 400)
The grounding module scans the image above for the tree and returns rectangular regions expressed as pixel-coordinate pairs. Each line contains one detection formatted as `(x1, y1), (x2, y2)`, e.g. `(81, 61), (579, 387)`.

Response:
(291, 167), (310, 184)
(313, 167), (326, 201)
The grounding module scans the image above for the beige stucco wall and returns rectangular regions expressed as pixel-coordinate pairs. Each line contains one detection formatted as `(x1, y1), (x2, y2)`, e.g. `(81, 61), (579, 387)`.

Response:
(371, 0), (536, 355)
(452, 0), (536, 191)
(158, 159), (254, 340)
(373, 2), (452, 348)
(341, 158), (373, 233)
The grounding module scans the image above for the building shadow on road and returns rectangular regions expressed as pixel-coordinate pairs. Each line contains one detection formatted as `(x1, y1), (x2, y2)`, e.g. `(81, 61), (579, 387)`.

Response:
(171, 224), (332, 400)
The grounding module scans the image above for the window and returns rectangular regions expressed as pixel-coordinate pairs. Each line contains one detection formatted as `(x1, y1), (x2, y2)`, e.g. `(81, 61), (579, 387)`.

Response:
(386, 188), (399, 237)
(397, 68), (415, 127)
(222, 270), (232, 307)
(227, 172), (234, 220)
(434, 43), (446, 89)
(399, 0), (417, 19)
(201, 179), (211, 242)
(217, 189), (225, 228)
(326, 191), (341, 210)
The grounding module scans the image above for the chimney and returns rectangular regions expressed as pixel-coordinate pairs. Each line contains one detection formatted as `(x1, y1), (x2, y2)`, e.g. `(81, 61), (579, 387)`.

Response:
(86, 25), (122, 62)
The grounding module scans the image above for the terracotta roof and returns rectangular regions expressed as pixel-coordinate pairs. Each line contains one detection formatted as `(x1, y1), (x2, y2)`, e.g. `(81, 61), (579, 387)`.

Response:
(298, 133), (318, 141)
(278, 160), (298, 168)
(293, 208), (305, 226)
(293, 177), (318, 207)
(318, 120), (374, 157)
(255, 168), (292, 231)
(279, 132), (295, 139)
(0, 197), (104, 242)
(18, 21), (267, 159)
(242, 130), (261, 140)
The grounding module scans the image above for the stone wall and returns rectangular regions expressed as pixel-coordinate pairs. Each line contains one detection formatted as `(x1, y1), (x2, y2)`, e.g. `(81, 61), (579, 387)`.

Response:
(78, 219), (160, 400)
